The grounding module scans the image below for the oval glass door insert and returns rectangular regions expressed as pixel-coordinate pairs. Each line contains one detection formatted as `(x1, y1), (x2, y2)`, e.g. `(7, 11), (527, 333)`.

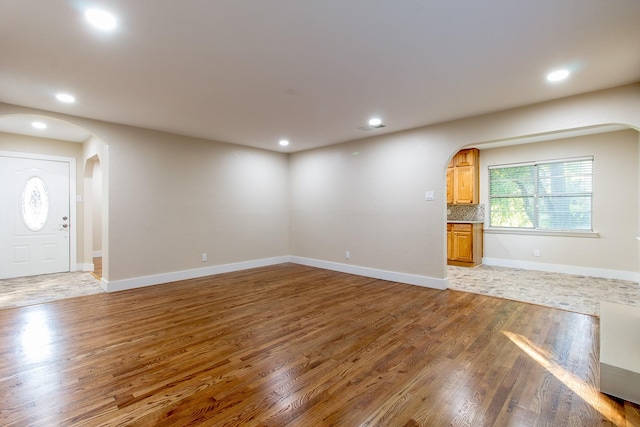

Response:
(22, 176), (50, 231)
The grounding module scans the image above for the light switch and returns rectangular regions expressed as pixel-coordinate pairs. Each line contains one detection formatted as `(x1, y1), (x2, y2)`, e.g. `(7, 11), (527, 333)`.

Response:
(425, 191), (435, 201)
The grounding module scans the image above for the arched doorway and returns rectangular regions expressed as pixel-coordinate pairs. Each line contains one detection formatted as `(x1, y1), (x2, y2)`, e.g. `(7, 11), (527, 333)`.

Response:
(84, 155), (104, 279)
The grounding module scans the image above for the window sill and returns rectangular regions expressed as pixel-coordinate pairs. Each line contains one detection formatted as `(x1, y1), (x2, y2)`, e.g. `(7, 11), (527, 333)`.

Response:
(484, 228), (599, 238)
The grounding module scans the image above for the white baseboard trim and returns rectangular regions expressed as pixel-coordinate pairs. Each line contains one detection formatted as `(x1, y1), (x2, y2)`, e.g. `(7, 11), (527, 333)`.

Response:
(99, 255), (449, 293)
(482, 257), (640, 282)
(92, 250), (103, 258)
(289, 256), (448, 290)
(82, 263), (95, 272)
(100, 256), (290, 292)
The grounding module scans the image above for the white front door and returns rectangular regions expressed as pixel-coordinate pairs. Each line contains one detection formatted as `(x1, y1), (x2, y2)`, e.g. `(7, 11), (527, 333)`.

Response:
(0, 155), (71, 279)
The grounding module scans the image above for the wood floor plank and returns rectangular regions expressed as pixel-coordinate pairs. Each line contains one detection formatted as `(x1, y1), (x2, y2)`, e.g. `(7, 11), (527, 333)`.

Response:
(0, 263), (638, 426)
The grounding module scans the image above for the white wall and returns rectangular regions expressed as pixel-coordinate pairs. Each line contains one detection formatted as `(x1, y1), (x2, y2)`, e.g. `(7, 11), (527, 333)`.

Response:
(290, 84), (640, 286)
(100, 125), (290, 283)
(289, 129), (448, 288)
(479, 129), (639, 280)
(0, 107), (290, 289)
(1, 83), (639, 290)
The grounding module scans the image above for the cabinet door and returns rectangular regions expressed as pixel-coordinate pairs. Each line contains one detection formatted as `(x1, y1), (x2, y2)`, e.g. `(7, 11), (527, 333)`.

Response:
(453, 230), (473, 262)
(446, 169), (453, 204)
(454, 149), (478, 167)
(447, 224), (453, 260)
(453, 166), (476, 204)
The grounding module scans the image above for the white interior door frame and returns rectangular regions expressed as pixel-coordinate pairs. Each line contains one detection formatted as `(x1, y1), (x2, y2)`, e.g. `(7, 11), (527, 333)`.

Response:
(0, 150), (77, 273)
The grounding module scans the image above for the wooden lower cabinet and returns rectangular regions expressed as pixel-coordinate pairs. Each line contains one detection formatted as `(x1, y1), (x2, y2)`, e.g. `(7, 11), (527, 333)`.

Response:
(447, 222), (483, 267)
(447, 224), (453, 260)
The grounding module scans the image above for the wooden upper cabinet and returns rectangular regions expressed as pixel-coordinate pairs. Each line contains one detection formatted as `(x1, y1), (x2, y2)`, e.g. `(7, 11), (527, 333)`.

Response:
(453, 166), (477, 204)
(454, 149), (478, 167)
(446, 169), (454, 204)
(447, 148), (479, 204)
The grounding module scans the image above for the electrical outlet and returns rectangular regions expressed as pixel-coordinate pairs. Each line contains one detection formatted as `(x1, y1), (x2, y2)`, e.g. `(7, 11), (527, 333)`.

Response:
(345, 251), (350, 260)
(202, 253), (208, 262)
(425, 191), (435, 201)
(534, 249), (540, 257)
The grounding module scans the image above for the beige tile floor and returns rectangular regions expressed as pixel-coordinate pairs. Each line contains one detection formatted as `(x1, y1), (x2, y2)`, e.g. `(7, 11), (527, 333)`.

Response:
(2, 265), (639, 317)
(448, 265), (640, 317)
(0, 271), (104, 310)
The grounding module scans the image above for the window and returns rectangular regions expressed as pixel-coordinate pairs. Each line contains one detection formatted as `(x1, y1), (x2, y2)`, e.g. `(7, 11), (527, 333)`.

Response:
(489, 157), (593, 231)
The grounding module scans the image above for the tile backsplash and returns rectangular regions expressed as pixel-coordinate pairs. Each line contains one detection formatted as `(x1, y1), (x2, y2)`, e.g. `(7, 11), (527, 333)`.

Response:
(447, 204), (485, 222)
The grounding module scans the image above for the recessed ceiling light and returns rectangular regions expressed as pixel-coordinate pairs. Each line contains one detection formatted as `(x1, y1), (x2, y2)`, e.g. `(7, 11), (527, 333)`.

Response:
(368, 118), (382, 127)
(85, 8), (117, 31)
(546, 69), (570, 82)
(32, 121), (47, 129)
(279, 139), (289, 146)
(56, 93), (76, 103)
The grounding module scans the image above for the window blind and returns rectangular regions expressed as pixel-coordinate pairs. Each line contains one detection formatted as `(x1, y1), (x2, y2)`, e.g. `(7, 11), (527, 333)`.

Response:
(489, 157), (593, 231)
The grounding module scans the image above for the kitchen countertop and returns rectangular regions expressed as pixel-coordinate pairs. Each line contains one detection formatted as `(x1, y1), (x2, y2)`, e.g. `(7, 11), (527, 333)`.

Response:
(447, 220), (484, 224)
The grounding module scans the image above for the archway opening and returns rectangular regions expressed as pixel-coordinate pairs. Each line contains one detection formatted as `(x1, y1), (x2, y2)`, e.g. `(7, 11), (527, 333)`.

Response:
(84, 155), (104, 279)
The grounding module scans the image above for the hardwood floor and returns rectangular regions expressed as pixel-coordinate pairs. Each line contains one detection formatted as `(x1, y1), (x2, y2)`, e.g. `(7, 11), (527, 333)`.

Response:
(0, 264), (638, 426)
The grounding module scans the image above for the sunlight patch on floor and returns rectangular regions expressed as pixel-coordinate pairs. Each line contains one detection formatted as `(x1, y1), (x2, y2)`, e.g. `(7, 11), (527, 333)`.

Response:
(503, 331), (625, 426)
